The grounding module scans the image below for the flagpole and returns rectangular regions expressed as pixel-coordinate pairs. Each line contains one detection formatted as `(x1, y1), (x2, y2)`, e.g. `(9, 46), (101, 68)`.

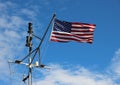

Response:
(38, 13), (56, 47)
(29, 13), (56, 65)
(49, 14), (56, 41)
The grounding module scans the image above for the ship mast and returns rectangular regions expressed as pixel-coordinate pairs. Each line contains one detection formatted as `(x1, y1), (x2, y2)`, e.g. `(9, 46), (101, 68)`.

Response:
(26, 22), (33, 85)
(9, 14), (56, 85)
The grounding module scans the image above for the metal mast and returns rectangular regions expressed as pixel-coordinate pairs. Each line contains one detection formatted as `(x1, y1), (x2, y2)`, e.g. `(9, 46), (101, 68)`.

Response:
(25, 22), (33, 85)
(8, 14), (56, 85)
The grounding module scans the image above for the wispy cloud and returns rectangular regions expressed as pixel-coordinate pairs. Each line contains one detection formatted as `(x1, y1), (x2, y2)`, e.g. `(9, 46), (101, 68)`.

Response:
(0, 1), (27, 57)
(21, 8), (37, 19)
(0, 1), (120, 85)
(0, 1), (36, 82)
(34, 64), (115, 85)
(108, 48), (120, 81)
(33, 49), (120, 85)
(111, 49), (120, 75)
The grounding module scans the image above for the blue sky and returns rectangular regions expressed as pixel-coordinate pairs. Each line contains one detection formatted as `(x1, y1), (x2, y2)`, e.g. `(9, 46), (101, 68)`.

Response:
(0, 0), (120, 85)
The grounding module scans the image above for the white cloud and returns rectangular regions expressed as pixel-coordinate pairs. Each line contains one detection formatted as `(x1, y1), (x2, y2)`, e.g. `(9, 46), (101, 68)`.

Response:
(0, 1), (120, 85)
(33, 48), (120, 85)
(0, 1), (28, 81)
(0, 15), (27, 30)
(112, 49), (120, 74)
(0, 1), (41, 84)
(34, 64), (116, 85)
(21, 8), (37, 18)
(108, 48), (120, 79)
(0, 1), (16, 12)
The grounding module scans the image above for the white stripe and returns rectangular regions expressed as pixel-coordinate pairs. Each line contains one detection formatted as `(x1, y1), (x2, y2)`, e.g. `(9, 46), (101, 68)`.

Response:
(71, 28), (94, 31)
(51, 37), (70, 41)
(52, 33), (93, 38)
(71, 35), (92, 41)
(52, 31), (71, 35)
(51, 36), (91, 42)
(52, 32), (93, 37)
(72, 24), (95, 28)
(71, 36), (92, 41)
(51, 35), (93, 39)
(51, 34), (92, 41)
(52, 30), (94, 35)
(71, 32), (93, 34)
(51, 34), (72, 38)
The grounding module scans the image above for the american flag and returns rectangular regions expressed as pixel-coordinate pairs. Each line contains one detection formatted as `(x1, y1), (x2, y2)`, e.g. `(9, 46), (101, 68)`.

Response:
(50, 19), (96, 43)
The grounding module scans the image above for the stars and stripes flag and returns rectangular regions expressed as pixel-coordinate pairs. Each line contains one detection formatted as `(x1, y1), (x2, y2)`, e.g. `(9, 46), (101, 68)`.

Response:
(50, 18), (96, 43)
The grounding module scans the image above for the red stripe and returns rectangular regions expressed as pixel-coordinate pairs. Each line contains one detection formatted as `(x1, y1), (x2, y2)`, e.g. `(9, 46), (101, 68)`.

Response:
(51, 31), (94, 43)
(51, 36), (72, 40)
(72, 26), (95, 29)
(71, 30), (94, 32)
(52, 31), (93, 36)
(51, 37), (93, 43)
(51, 35), (93, 42)
(51, 35), (93, 39)
(71, 27), (95, 30)
(52, 31), (93, 38)
(72, 23), (96, 29)
(72, 22), (96, 26)
(74, 33), (93, 36)
(51, 38), (70, 42)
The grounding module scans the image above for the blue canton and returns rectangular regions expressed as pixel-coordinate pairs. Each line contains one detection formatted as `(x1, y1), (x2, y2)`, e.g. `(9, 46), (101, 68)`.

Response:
(53, 19), (72, 33)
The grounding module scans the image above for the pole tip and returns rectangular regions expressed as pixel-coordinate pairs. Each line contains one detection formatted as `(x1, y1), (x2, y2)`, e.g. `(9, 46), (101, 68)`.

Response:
(28, 22), (32, 26)
(53, 13), (56, 17)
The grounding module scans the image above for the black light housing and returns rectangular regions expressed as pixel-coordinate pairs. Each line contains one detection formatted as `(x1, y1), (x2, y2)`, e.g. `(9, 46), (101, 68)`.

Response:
(28, 22), (33, 33)
(15, 60), (22, 64)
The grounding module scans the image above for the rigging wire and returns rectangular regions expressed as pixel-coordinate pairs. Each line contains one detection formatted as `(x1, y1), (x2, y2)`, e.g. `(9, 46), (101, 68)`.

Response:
(21, 48), (38, 62)
(40, 32), (51, 64)
(28, 14), (56, 66)
(38, 48), (41, 66)
(32, 68), (37, 85)
(8, 60), (29, 85)
(8, 61), (13, 85)
(39, 14), (56, 64)
(22, 65), (29, 85)
(14, 68), (28, 85)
